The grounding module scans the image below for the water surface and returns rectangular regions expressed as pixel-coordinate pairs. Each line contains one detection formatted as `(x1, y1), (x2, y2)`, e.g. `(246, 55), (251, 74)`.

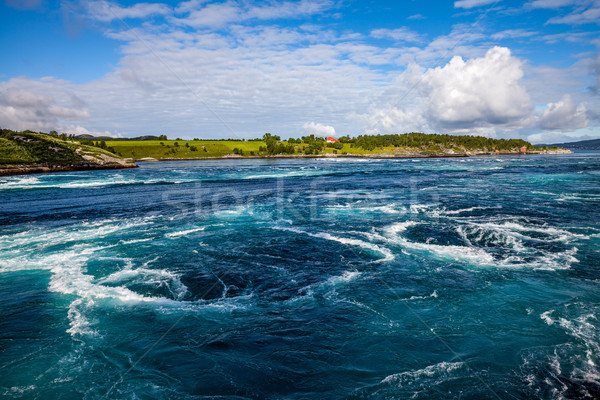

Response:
(1, 153), (599, 399)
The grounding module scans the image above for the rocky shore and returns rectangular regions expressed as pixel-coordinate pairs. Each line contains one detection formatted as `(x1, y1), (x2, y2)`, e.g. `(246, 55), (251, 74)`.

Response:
(0, 160), (137, 176)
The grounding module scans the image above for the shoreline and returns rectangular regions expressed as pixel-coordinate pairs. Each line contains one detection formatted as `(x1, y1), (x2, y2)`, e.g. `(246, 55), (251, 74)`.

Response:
(134, 149), (571, 162)
(0, 162), (138, 177)
(0, 150), (572, 176)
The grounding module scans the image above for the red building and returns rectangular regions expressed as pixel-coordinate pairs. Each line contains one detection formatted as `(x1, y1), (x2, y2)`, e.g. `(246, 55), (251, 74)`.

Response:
(326, 137), (339, 143)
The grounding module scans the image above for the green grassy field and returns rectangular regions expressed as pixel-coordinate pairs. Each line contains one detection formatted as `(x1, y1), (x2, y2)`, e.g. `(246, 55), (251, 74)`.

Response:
(104, 140), (400, 159)
(105, 140), (269, 159)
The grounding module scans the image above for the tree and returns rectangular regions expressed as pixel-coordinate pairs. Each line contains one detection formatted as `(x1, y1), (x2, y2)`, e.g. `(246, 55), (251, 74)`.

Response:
(158, 134), (167, 140)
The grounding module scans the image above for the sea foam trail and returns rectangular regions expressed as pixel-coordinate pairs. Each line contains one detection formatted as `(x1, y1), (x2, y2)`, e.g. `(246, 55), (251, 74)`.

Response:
(371, 218), (580, 270)
(165, 227), (205, 238)
(273, 226), (395, 262)
(381, 361), (465, 385)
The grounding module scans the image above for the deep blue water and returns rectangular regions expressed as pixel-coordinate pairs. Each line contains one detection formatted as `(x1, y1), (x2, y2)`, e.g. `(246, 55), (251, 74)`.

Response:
(0, 153), (599, 399)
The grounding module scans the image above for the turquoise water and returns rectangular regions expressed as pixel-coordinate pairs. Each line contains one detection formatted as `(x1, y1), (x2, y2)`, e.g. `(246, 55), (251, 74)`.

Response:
(0, 153), (599, 399)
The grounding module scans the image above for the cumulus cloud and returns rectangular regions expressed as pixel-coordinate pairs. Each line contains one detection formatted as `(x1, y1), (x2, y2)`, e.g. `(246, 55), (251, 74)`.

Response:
(358, 105), (428, 135)
(303, 122), (336, 137)
(0, 78), (89, 132)
(421, 46), (533, 129)
(538, 95), (588, 131)
(454, 0), (498, 9)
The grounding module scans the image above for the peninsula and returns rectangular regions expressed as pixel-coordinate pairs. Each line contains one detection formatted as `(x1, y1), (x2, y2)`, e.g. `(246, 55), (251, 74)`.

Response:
(0, 129), (137, 176)
(1, 129), (570, 176)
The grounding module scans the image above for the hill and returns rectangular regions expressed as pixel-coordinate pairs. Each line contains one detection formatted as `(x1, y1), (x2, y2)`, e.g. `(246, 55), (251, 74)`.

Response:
(541, 138), (600, 150)
(74, 134), (163, 141)
(0, 129), (137, 176)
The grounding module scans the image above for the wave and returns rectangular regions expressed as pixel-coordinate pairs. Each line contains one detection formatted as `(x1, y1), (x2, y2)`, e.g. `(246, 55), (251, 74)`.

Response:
(381, 361), (465, 385)
(0, 175), (197, 191)
(526, 307), (600, 397)
(274, 226), (394, 262)
(0, 217), (249, 338)
(376, 219), (580, 270)
(242, 169), (328, 180)
(165, 227), (205, 238)
(327, 203), (406, 215)
(404, 290), (438, 301)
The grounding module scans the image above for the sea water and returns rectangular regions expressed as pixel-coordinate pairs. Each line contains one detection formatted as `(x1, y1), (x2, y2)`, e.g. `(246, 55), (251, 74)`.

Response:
(0, 153), (599, 399)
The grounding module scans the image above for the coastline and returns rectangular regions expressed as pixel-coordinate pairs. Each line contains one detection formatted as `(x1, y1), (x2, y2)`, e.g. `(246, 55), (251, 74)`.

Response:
(0, 161), (138, 177)
(134, 149), (572, 162)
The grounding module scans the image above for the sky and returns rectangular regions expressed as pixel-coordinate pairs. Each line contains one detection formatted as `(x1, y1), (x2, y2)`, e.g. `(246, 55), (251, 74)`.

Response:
(0, 0), (599, 143)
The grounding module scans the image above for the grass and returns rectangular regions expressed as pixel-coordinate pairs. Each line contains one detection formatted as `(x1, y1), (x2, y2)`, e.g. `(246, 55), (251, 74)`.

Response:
(0, 130), (130, 165)
(105, 140), (267, 159)
(104, 140), (438, 159)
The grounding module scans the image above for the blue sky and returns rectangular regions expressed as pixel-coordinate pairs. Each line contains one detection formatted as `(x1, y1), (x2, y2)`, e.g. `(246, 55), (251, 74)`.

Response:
(0, 0), (599, 143)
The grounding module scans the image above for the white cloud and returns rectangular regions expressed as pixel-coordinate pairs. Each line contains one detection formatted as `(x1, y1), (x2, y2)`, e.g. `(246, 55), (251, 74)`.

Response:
(538, 95), (588, 131)
(174, 2), (240, 28)
(525, 0), (580, 8)
(86, 1), (171, 22)
(492, 29), (538, 39)
(547, 6), (600, 24)
(303, 122), (336, 137)
(592, 52), (600, 93)
(421, 47), (533, 129)
(2, 2), (596, 141)
(370, 28), (423, 43)
(0, 78), (90, 132)
(173, 0), (334, 28)
(359, 107), (428, 135)
(454, 0), (499, 9)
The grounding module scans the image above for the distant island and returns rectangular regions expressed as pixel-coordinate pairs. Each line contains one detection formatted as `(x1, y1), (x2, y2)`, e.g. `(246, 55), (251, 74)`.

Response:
(541, 138), (600, 151)
(1, 129), (571, 176)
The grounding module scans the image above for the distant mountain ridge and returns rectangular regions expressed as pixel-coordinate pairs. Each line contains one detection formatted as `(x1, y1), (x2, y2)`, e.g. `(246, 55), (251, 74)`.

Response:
(75, 134), (161, 141)
(540, 138), (600, 150)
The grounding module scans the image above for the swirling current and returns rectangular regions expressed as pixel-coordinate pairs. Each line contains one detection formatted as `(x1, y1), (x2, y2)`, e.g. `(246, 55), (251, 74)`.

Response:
(0, 153), (599, 399)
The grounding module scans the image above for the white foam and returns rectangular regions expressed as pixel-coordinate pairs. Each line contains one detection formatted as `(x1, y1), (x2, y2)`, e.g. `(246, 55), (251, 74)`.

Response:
(382, 226), (495, 265)
(119, 238), (153, 244)
(0, 176), (41, 189)
(405, 290), (438, 301)
(243, 169), (325, 180)
(384, 221), (419, 235)
(67, 298), (98, 337)
(382, 361), (464, 385)
(541, 310), (555, 325)
(324, 270), (361, 285)
(165, 227), (205, 238)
